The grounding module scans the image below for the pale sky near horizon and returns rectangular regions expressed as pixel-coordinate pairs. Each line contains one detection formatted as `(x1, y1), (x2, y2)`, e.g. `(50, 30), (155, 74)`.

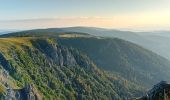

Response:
(1, 0), (170, 31)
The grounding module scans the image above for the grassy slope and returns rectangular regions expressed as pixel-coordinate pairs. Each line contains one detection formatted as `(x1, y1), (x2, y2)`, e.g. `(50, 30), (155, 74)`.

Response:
(0, 37), (144, 99)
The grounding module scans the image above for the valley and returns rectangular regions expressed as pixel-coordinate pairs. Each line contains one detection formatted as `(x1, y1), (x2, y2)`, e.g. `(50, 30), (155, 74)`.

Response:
(0, 28), (170, 99)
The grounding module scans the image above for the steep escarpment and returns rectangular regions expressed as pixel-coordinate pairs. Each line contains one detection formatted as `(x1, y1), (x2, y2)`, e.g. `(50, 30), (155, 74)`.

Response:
(0, 38), (143, 99)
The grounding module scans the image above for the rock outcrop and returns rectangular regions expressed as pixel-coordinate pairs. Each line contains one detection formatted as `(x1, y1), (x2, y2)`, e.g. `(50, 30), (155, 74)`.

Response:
(6, 84), (41, 100)
(139, 81), (170, 100)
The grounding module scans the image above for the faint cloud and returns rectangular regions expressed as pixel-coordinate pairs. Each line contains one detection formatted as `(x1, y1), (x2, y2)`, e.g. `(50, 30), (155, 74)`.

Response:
(0, 16), (170, 31)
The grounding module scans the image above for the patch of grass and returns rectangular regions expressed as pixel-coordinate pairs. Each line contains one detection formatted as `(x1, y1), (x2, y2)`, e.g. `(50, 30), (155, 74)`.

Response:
(59, 34), (92, 38)
(0, 84), (5, 93)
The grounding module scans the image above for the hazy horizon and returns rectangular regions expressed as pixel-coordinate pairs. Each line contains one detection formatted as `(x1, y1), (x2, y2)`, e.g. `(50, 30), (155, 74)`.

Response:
(1, 0), (170, 31)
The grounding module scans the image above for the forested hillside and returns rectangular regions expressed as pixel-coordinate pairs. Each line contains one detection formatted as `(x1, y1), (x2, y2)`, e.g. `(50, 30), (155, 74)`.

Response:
(58, 37), (170, 87)
(0, 37), (144, 99)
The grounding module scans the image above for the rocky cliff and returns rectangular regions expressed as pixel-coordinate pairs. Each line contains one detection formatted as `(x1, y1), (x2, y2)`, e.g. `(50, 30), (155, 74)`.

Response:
(5, 84), (41, 100)
(139, 81), (170, 100)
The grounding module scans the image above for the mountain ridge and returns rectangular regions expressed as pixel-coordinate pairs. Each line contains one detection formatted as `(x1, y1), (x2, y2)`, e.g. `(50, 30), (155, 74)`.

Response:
(0, 37), (144, 99)
(2, 26), (169, 61)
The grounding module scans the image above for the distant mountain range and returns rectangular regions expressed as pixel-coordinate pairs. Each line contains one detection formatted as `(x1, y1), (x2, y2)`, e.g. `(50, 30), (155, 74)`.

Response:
(2, 27), (170, 60)
(139, 31), (170, 37)
(0, 30), (19, 35)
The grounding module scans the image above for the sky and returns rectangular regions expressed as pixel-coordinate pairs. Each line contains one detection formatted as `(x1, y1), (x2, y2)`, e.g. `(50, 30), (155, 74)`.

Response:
(0, 0), (170, 31)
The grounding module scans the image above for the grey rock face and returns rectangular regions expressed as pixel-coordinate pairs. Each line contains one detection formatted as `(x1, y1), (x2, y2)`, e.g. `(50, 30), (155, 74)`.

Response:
(43, 45), (78, 67)
(31, 40), (78, 67)
(23, 84), (39, 100)
(139, 81), (170, 100)
(0, 53), (11, 71)
(5, 84), (40, 100)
